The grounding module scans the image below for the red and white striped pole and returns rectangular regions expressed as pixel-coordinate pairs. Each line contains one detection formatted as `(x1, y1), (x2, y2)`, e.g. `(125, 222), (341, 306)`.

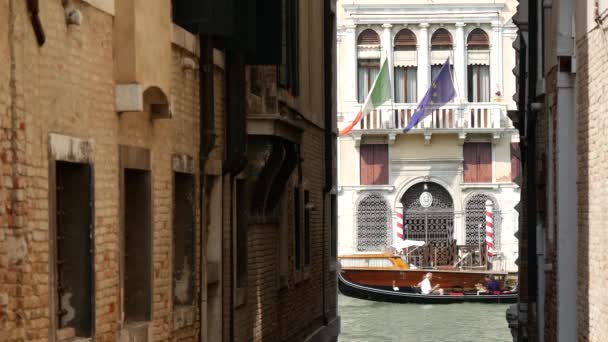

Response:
(396, 209), (404, 241)
(485, 200), (494, 270)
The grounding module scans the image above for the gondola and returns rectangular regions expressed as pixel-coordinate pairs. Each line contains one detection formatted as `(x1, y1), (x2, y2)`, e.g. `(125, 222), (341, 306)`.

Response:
(338, 273), (518, 304)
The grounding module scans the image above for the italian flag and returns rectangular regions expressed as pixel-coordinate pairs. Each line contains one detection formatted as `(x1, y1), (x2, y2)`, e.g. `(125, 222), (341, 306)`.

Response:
(340, 57), (392, 136)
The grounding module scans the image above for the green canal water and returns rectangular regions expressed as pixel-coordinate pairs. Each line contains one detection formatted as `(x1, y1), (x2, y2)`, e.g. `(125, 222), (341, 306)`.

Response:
(338, 294), (512, 342)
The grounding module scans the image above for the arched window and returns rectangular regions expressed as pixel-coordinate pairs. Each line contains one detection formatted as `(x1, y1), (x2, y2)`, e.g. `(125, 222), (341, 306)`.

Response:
(430, 29), (453, 83)
(356, 193), (391, 252)
(394, 29), (417, 103)
(358, 29), (381, 45)
(431, 28), (453, 50)
(357, 29), (381, 102)
(467, 29), (491, 102)
(394, 29), (416, 50)
(464, 194), (501, 249)
(467, 28), (490, 50)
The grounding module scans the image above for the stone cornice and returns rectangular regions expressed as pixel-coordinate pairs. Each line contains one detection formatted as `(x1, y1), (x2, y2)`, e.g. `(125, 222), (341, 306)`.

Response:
(342, 3), (506, 25)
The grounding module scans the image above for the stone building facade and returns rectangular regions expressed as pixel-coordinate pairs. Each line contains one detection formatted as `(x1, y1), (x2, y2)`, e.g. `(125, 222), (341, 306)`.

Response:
(511, 0), (608, 341)
(0, 1), (339, 341)
(336, 0), (521, 272)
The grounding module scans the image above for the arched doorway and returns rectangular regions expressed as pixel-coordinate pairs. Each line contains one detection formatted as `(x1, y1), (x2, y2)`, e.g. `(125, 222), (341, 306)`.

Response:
(356, 193), (391, 252)
(401, 182), (454, 266)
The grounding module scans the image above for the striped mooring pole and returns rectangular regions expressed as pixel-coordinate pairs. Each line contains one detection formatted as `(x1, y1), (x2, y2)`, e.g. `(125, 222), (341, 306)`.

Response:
(396, 209), (404, 241)
(485, 200), (494, 270)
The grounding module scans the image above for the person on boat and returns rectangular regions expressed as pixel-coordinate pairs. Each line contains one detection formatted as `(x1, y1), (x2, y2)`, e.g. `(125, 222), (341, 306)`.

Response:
(484, 276), (501, 294)
(418, 273), (443, 295)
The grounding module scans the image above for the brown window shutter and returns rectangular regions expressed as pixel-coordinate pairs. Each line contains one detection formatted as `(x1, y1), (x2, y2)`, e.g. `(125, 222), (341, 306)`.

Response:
(374, 144), (389, 185)
(511, 143), (521, 182)
(358, 29), (380, 45)
(463, 143), (478, 183)
(431, 28), (453, 48)
(477, 143), (492, 183)
(360, 145), (373, 185)
(394, 29), (417, 51)
(467, 28), (489, 50)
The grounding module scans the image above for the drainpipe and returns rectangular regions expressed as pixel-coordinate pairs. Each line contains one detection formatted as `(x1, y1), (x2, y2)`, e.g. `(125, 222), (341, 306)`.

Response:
(323, 0), (337, 329)
(198, 33), (216, 342)
(526, 0), (539, 339)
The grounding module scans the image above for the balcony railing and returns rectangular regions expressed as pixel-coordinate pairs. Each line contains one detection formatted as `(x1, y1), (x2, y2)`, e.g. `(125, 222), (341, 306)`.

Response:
(342, 102), (510, 132)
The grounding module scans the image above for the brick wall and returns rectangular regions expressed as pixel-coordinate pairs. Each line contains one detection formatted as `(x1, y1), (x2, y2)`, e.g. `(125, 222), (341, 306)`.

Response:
(576, 27), (608, 342)
(0, 1), (205, 340)
(230, 124), (334, 342)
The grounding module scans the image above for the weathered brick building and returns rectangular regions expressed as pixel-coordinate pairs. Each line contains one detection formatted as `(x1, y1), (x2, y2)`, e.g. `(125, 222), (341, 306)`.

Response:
(0, 0), (339, 341)
(511, 0), (608, 341)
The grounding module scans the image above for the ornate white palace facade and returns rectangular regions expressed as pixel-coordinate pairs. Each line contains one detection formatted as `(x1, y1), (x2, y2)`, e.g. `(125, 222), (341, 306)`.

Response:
(336, 0), (520, 271)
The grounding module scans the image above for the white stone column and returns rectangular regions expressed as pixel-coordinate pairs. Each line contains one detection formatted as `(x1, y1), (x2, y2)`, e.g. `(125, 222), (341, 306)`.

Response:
(455, 23), (467, 102)
(494, 24), (504, 98)
(344, 24), (358, 107)
(382, 24), (394, 100)
(490, 23), (501, 100)
(417, 23), (430, 102)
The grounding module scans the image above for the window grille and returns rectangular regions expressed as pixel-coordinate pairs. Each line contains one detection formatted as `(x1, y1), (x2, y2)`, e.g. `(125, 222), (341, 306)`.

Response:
(356, 193), (391, 252)
(465, 194), (501, 250)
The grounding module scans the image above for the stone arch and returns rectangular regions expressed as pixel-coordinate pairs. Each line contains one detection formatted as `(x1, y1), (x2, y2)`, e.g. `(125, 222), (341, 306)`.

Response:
(355, 192), (392, 252)
(394, 176), (461, 212)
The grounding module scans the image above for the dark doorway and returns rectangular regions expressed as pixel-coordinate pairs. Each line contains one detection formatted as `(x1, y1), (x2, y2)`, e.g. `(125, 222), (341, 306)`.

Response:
(124, 169), (152, 322)
(173, 172), (196, 306)
(55, 161), (93, 337)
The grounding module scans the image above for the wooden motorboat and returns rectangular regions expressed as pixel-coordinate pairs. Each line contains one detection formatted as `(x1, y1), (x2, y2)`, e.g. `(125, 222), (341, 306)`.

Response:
(338, 253), (517, 304)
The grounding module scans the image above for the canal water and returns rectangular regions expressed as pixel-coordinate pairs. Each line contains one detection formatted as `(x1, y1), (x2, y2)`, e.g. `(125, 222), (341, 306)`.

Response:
(338, 294), (512, 342)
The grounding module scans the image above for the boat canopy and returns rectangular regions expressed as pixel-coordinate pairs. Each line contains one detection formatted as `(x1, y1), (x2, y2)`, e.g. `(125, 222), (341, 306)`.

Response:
(391, 240), (425, 250)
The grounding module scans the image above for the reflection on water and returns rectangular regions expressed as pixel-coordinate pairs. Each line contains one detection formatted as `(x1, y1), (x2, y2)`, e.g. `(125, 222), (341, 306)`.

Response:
(339, 294), (511, 342)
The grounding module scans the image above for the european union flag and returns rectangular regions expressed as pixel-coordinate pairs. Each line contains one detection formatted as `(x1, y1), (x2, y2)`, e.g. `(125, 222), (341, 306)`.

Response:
(403, 58), (456, 132)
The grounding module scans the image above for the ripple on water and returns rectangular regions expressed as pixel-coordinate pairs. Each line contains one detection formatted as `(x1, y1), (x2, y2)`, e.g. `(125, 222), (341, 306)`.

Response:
(338, 294), (512, 342)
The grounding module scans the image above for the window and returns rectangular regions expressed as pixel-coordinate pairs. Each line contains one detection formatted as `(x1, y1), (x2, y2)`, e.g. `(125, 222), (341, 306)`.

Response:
(511, 143), (521, 183)
(304, 190), (311, 267)
(357, 29), (381, 103)
(463, 143), (492, 183)
(467, 29), (490, 102)
(394, 29), (416, 51)
(279, 0), (299, 94)
(173, 172), (196, 307)
(236, 180), (248, 288)
(358, 29), (380, 45)
(468, 65), (491, 102)
(55, 161), (93, 338)
(124, 168), (152, 323)
(360, 144), (389, 185)
(358, 59), (380, 103)
(356, 193), (391, 252)
(467, 28), (489, 50)
(394, 67), (417, 103)
(294, 186), (302, 270)
(431, 28), (453, 50)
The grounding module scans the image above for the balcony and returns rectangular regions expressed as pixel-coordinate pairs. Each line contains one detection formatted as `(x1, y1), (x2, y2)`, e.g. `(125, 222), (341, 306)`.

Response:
(340, 102), (512, 144)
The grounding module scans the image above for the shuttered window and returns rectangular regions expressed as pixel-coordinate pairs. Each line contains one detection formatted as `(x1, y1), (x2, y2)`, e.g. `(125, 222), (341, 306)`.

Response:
(463, 143), (492, 183)
(431, 28), (453, 50)
(467, 28), (489, 50)
(358, 29), (380, 45)
(511, 143), (521, 183)
(394, 29), (416, 51)
(360, 144), (389, 185)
